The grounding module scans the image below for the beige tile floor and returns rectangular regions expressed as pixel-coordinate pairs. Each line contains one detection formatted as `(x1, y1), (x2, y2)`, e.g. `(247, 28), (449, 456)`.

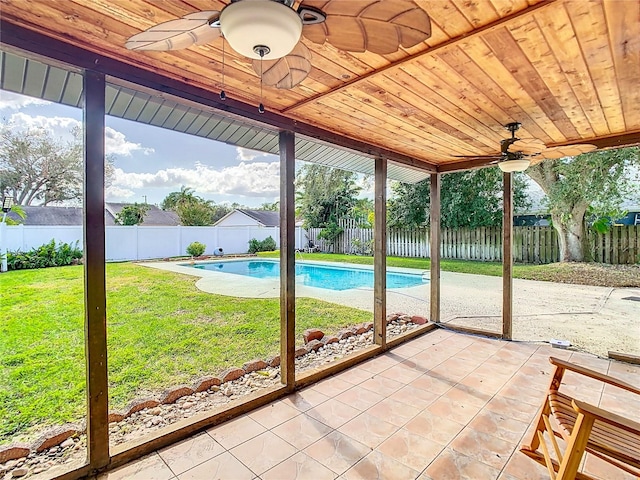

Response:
(99, 329), (640, 480)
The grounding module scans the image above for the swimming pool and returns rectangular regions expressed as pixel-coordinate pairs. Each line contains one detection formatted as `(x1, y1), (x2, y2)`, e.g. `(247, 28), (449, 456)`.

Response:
(186, 259), (427, 291)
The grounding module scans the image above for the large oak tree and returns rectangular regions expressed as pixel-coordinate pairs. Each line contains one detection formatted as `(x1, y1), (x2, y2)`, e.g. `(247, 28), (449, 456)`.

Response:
(0, 123), (113, 206)
(526, 147), (639, 262)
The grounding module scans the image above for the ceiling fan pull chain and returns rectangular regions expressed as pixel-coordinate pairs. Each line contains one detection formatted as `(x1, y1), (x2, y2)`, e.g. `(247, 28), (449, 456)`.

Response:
(258, 48), (265, 114)
(220, 37), (226, 101)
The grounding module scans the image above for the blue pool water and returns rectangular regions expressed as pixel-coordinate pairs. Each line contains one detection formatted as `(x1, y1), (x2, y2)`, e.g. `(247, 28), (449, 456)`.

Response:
(186, 260), (427, 291)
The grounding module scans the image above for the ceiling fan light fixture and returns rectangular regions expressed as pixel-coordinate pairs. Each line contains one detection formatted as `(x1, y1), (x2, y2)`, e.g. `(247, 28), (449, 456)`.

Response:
(498, 159), (531, 172)
(220, 0), (302, 60)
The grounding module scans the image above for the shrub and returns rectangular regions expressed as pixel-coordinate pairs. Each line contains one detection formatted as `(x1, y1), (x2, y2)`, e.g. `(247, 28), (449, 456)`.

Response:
(248, 238), (261, 254)
(261, 236), (277, 252)
(6, 240), (83, 271)
(186, 241), (206, 257)
(248, 236), (277, 254)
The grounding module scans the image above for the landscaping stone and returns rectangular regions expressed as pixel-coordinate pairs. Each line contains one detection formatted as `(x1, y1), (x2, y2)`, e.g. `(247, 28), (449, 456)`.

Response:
(337, 328), (354, 340)
(220, 367), (245, 383)
(160, 385), (195, 404)
(303, 328), (324, 343)
(242, 359), (268, 373)
(387, 313), (400, 323)
(321, 335), (339, 345)
(59, 438), (75, 449)
(0, 445), (30, 464)
(126, 399), (160, 416)
(410, 315), (428, 325)
(363, 322), (374, 331)
(11, 467), (28, 477)
(4, 316), (420, 475)
(108, 412), (126, 423)
(192, 375), (221, 392)
(32, 425), (80, 453)
(267, 355), (280, 367)
(353, 324), (368, 335)
(305, 339), (323, 352)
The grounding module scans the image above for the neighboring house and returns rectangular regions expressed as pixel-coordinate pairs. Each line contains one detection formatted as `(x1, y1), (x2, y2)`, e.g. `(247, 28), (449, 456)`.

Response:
(104, 203), (180, 226)
(214, 209), (280, 227)
(6, 204), (180, 226)
(514, 205), (640, 227)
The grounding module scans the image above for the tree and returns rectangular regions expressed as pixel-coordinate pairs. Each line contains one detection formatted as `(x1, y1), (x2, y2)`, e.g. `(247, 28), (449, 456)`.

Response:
(176, 200), (216, 226)
(0, 122), (113, 205)
(115, 203), (149, 225)
(296, 164), (361, 228)
(160, 186), (198, 211)
(161, 187), (232, 225)
(4, 204), (26, 225)
(526, 147), (639, 262)
(387, 168), (530, 228)
(259, 201), (279, 211)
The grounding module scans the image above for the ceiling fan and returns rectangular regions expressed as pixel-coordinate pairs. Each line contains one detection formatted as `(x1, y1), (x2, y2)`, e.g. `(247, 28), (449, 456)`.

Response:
(125, 0), (432, 100)
(455, 123), (598, 172)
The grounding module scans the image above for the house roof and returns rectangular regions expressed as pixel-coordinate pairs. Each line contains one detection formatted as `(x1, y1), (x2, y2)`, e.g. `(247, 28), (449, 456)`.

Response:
(6, 206), (116, 226)
(6, 204), (180, 226)
(1, 1), (638, 177)
(105, 203), (181, 226)
(236, 209), (280, 227)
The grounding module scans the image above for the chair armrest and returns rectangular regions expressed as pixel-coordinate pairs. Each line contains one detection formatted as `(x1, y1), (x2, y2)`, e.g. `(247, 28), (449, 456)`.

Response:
(550, 357), (640, 395)
(572, 399), (640, 436)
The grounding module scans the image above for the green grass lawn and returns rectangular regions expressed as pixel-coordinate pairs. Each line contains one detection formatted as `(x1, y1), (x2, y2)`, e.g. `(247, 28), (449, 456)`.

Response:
(0, 263), (370, 443)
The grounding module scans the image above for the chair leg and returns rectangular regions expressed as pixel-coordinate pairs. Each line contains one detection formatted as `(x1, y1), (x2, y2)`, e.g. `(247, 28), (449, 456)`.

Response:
(556, 413), (595, 480)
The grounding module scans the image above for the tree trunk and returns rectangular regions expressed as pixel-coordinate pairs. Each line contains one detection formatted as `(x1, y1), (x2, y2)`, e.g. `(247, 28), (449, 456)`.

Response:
(551, 212), (585, 262)
(526, 163), (588, 263)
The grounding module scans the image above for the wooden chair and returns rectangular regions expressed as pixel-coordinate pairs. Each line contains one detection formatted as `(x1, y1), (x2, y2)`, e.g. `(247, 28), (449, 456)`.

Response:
(520, 356), (640, 479)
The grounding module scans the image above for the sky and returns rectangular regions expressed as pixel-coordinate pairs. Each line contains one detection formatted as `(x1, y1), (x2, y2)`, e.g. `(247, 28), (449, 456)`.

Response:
(0, 90), (286, 207)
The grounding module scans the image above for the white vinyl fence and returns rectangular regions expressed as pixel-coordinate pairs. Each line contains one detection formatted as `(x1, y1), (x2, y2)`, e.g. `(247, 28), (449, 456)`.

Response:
(4, 225), (306, 262)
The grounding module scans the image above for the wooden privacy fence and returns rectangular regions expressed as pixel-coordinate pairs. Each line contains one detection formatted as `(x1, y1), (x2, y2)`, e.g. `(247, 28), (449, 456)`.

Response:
(307, 225), (640, 265)
(589, 225), (640, 264)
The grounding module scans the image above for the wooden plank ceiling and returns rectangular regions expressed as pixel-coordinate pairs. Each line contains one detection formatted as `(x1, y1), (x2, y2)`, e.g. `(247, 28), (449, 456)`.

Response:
(1, 0), (638, 172)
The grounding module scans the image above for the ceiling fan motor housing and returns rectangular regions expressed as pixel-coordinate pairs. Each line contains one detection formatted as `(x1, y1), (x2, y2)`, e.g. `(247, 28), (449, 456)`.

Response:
(220, 0), (303, 60)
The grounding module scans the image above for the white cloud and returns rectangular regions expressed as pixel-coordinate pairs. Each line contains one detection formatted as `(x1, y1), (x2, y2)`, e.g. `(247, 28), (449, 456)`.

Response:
(111, 161), (280, 197)
(105, 186), (136, 199)
(6, 112), (154, 156)
(0, 91), (51, 110)
(105, 127), (154, 156)
(236, 146), (272, 162)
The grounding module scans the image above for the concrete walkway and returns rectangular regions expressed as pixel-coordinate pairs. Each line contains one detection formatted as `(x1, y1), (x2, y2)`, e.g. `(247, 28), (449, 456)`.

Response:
(140, 259), (640, 358)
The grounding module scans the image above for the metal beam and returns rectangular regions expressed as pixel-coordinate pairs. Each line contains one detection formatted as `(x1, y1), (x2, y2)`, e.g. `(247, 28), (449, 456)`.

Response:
(430, 173), (441, 323)
(374, 156), (387, 348)
(83, 70), (109, 469)
(502, 172), (513, 340)
(279, 130), (296, 390)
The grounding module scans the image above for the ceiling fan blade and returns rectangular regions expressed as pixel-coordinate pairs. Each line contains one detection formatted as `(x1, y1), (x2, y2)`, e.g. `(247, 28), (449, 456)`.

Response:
(301, 0), (431, 54)
(253, 42), (312, 89)
(125, 11), (220, 51)
(537, 144), (597, 159)
(510, 138), (546, 155)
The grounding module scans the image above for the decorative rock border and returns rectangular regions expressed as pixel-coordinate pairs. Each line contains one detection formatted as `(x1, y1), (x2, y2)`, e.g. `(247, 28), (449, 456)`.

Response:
(0, 313), (426, 476)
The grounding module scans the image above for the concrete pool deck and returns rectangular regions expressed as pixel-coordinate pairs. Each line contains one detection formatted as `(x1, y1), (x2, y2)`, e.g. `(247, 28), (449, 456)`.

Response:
(139, 258), (639, 357)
